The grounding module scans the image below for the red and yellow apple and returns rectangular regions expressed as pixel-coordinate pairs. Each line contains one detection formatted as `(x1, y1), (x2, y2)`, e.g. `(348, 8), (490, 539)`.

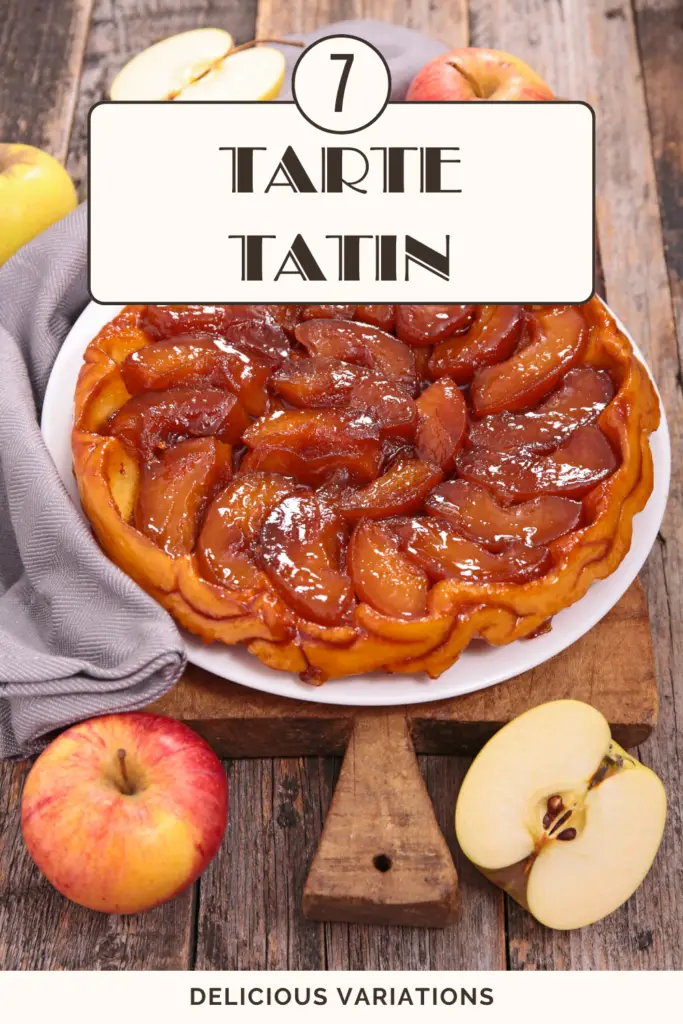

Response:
(407, 47), (554, 102)
(0, 144), (77, 266)
(21, 712), (228, 914)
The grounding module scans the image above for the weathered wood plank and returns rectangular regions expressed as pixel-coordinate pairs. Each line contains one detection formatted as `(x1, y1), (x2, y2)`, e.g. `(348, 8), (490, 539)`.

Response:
(0, 0), (93, 162)
(632, 0), (683, 973)
(66, 0), (259, 195)
(469, 0), (682, 969)
(194, 757), (330, 969)
(256, 0), (467, 52)
(0, 760), (196, 969)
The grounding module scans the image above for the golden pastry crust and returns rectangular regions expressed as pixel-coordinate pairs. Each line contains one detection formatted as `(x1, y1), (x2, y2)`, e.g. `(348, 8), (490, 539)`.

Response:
(72, 300), (659, 682)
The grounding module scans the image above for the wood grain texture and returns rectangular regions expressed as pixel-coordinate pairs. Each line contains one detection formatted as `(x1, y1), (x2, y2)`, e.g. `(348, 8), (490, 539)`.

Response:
(194, 756), (332, 968)
(0, 760), (196, 969)
(469, 0), (682, 969)
(303, 712), (459, 926)
(0, 0), (93, 161)
(256, 0), (467, 44)
(632, 0), (683, 974)
(66, 0), (259, 194)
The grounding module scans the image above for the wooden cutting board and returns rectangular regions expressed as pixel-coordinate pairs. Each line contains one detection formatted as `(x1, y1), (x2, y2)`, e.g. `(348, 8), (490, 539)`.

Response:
(149, 579), (657, 927)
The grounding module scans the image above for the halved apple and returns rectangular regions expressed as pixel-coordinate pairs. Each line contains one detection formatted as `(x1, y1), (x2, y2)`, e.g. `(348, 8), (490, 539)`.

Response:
(455, 700), (666, 930)
(110, 28), (234, 101)
(176, 46), (286, 102)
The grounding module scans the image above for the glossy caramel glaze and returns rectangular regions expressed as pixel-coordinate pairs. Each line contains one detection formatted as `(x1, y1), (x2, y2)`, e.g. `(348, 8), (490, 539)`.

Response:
(73, 300), (660, 682)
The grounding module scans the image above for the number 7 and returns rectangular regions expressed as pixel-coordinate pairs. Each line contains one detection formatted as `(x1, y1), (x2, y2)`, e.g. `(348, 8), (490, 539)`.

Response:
(330, 53), (355, 112)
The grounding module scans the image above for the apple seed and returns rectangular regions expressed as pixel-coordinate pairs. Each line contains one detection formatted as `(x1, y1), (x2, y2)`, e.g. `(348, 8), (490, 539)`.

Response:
(548, 809), (573, 835)
(557, 828), (577, 841)
(547, 794), (564, 816)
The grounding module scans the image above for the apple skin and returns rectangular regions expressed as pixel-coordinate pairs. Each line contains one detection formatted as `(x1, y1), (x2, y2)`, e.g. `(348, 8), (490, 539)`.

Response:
(21, 712), (228, 914)
(0, 144), (78, 266)
(407, 48), (554, 102)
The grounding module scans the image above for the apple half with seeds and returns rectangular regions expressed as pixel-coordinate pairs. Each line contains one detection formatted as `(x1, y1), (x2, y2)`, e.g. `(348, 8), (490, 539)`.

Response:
(455, 700), (666, 930)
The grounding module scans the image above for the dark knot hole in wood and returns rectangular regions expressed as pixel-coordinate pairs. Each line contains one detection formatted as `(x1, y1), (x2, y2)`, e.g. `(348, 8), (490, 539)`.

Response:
(373, 853), (392, 873)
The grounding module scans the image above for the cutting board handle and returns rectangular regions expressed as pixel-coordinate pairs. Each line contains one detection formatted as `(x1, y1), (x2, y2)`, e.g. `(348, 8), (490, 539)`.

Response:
(302, 709), (460, 927)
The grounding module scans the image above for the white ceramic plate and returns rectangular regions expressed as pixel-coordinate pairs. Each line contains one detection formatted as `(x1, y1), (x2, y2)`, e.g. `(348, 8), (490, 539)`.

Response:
(42, 301), (670, 706)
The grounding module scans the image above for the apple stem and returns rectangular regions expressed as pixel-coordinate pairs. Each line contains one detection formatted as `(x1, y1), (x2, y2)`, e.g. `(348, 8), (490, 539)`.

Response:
(163, 38), (307, 100)
(117, 748), (134, 796)
(446, 59), (484, 98)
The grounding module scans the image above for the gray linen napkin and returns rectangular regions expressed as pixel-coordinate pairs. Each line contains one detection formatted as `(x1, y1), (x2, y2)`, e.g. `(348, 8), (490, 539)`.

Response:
(0, 20), (448, 760)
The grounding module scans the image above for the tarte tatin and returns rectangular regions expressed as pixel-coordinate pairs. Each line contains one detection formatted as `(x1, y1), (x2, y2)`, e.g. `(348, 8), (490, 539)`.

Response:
(72, 301), (659, 682)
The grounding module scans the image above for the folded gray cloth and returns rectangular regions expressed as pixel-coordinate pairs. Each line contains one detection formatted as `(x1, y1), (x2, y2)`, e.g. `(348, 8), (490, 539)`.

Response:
(0, 19), (447, 759)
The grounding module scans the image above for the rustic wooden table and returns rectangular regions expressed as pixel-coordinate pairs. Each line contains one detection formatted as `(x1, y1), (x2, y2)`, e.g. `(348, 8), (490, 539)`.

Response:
(0, 0), (680, 971)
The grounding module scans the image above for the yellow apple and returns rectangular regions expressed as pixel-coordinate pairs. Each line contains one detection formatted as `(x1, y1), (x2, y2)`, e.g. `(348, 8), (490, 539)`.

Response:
(0, 144), (78, 265)
(21, 712), (228, 914)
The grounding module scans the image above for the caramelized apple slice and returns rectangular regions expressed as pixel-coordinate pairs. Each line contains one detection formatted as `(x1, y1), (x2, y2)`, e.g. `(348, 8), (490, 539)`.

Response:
(469, 367), (615, 453)
(396, 305), (476, 346)
(197, 473), (304, 588)
(221, 320), (290, 364)
(134, 438), (232, 556)
(273, 358), (417, 438)
(242, 409), (382, 485)
(295, 319), (417, 393)
(349, 520), (429, 618)
(271, 357), (370, 408)
(220, 305), (303, 337)
(340, 457), (443, 520)
(456, 425), (618, 502)
(140, 304), (299, 341)
(413, 347), (432, 380)
(393, 518), (551, 584)
(426, 480), (582, 551)
(122, 334), (273, 416)
(301, 305), (356, 320)
(109, 388), (250, 460)
(415, 379), (468, 470)
(471, 306), (588, 416)
(429, 305), (523, 384)
(347, 375), (417, 439)
(140, 305), (229, 339)
(355, 305), (397, 331)
(260, 494), (354, 625)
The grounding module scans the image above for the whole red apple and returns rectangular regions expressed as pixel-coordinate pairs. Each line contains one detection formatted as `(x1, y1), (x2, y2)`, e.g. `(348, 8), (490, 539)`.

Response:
(407, 47), (554, 102)
(21, 712), (228, 914)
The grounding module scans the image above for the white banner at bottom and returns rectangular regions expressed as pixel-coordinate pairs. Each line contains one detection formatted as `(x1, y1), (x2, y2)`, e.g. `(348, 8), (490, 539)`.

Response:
(2, 970), (681, 1024)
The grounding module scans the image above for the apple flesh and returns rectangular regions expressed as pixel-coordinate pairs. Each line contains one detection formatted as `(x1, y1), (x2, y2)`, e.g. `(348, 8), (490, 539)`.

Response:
(21, 712), (228, 914)
(110, 28), (234, 100)
(455, 700), (666, 930)
(0, 144), (77, 265)
(407, 47), (554, 102)
(110, 28), (285, 102)
(177, 47), (286, 102)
